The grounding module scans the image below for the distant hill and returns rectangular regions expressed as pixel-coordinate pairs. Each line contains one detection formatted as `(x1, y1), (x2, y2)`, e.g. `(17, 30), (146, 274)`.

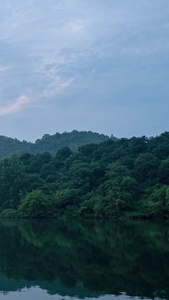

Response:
(0, 130), (114, 158)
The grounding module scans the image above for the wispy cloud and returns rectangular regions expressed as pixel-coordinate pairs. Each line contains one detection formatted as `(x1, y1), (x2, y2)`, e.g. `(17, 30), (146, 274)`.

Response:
(0, 66), (10, 72)
(61, 19), (90, 35)
(41, 77), (74, 99)
(0, 76), (74, 116)
(0, 0), (169, 141)
(0, 95), (31, 115)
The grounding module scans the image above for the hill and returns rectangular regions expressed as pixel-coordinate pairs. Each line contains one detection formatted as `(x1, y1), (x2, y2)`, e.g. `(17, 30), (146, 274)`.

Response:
(0, 131), (169, 219)
(0, 130), (111, 158)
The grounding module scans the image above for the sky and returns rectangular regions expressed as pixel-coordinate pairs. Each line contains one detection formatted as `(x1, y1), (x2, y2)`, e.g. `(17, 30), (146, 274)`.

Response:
(0, 0), (169, 141)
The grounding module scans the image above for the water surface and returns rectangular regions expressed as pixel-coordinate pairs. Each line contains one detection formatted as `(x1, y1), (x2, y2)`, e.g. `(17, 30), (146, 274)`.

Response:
(0, 219), (168, 299)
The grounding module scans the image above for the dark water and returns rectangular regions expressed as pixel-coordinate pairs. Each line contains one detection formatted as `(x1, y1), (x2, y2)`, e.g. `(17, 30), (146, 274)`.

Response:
(0, 219), (169, 300)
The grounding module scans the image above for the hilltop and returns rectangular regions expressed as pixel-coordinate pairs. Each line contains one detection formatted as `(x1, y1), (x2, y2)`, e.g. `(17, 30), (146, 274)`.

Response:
(0, 130), (113, 158)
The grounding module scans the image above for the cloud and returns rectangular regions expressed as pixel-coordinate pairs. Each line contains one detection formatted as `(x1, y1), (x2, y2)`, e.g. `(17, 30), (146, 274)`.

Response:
(0, 0), (169, 142)
(0, 66), (10, 72)
(61, 19), (90, 34)
(0, 95), (31, 115)
(0, 76), (74, 116)
(41, 77), (74, 99)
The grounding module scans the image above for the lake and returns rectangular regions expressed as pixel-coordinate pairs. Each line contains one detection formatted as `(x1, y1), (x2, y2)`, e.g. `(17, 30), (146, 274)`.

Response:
(0, 219), (168, 300)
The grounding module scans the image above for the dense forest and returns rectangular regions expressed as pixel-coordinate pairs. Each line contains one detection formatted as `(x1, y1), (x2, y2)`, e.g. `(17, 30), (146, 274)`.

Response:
(0, 131), (169, 219)
(0, 130), (109, 158)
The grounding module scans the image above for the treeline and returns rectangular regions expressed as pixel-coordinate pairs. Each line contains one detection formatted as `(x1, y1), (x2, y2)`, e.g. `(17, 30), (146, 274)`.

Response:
(0, 132), (169, 219)
(0, 130), (109, 158)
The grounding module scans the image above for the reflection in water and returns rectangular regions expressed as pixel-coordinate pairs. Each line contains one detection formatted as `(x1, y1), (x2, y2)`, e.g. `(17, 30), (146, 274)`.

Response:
(0, 219), (169, 299)
(0, 288), (144, 300)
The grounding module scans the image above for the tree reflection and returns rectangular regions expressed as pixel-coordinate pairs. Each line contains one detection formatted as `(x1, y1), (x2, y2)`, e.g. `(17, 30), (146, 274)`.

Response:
(0, 219), (169, 299)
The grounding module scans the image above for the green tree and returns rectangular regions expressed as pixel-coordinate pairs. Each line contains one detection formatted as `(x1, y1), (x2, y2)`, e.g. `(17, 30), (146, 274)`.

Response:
(158, 158), (169, 184)
(134, 153), (160, 183)
(18, 190), (51, 218)
(0, 154), (23, 209)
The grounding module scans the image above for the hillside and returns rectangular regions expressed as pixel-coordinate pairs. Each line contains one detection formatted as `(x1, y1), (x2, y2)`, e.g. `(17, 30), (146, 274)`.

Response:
(0, 131), (169, 219)
(0, 130), (111, 158)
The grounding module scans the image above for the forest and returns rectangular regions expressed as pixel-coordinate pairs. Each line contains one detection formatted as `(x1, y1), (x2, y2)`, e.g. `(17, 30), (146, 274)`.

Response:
(0, 131), (169, 219)
(0, 130), (109, 158)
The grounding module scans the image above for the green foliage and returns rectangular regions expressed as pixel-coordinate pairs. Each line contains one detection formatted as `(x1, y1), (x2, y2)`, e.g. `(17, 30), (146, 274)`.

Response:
(53, 189), (79, 210)
(0, 131), (169, 219)
(18, 190), (51, 218)
(0, 154), (23, 209)
(134, 153), (160, 183)
(0, 209), (18, 218)
(0, 130), (109, 158)
(158, 158), (169, 184)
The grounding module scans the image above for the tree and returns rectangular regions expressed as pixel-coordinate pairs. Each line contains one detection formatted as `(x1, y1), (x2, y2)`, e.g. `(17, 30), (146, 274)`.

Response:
(134, 153), (160, 183)
(18, 190), (51, 218)
(158, 158), (169, 184)
(0, 154), (23, 209)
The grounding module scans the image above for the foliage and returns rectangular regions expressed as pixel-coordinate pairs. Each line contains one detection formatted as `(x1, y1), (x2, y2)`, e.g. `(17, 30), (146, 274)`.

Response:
(18, 190), (52, 218)
(0, 131), (169, 219)
(0, 130), (109, 158)
(0, 209), (18, 218)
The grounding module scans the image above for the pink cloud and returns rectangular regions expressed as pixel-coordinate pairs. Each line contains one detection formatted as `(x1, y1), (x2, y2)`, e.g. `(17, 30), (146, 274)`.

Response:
(0, 95), (31, 115)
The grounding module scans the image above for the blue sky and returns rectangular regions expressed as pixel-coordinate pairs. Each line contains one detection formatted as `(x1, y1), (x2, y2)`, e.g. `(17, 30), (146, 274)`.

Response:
(0, 0), (169, 141)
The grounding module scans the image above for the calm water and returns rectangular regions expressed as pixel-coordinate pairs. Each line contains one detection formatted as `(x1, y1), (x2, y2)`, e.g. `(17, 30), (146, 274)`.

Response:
(0, 219), (168, 300)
